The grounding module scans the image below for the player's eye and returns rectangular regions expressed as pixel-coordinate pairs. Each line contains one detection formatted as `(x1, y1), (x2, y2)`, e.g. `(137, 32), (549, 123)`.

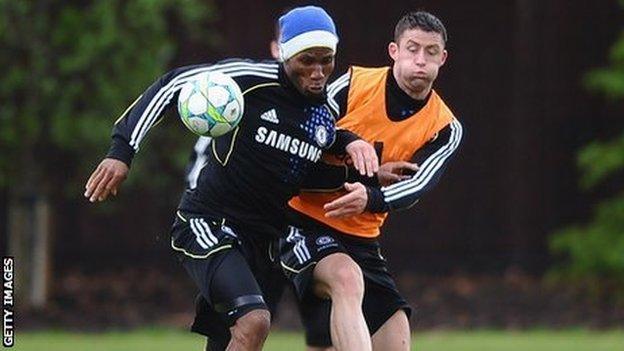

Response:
(299, 56), (314, 65)
(320, 56), (334, 65)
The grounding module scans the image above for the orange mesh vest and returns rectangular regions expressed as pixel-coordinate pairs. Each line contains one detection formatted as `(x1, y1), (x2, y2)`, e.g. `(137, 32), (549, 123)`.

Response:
(289, 66), (455, 238)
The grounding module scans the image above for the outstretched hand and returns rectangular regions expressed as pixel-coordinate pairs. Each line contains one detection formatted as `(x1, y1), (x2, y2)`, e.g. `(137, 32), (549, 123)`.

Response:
(84, 158), (129, 203)
(345, 140), (378, 177)
(377, 161), (419, 186)
(324, 182), (368, 218)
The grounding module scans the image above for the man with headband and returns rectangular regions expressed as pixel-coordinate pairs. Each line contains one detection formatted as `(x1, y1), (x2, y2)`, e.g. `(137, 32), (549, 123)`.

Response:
(84, 6), (377, 351)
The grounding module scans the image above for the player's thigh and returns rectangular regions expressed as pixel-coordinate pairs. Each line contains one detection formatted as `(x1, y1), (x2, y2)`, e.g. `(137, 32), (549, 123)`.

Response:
(173, 214), (265, 311)
(184, 247), (267, 320)
(173, 213), (270, 346)
(278, 226), (345, 298)
(371, 309), (410, 351)
(187, 248), (269, 349)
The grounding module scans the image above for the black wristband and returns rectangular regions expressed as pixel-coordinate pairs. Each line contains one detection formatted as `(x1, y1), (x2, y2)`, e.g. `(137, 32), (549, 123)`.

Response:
(327, 129), (360, 154)
(365, 186), (389, 213)
(106, 137), (135, 167)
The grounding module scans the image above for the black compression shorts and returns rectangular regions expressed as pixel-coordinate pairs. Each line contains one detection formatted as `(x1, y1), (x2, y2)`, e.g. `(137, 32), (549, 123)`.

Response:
(171, 211), (287, 349)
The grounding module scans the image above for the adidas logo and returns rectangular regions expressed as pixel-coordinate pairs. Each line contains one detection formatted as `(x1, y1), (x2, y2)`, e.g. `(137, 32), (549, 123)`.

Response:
(260, 109), (279, 124)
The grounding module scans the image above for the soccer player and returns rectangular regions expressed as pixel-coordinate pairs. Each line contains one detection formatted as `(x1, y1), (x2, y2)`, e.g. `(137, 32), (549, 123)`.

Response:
(279, 11), (463, 351)
(83, 6), (378, 351)
(183, 13), (289, 350)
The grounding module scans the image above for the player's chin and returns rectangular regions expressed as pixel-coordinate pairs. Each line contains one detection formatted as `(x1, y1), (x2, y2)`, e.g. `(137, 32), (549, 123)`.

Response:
(408, 78), (430, 90)
(410, 75), (431, 83)
(304, 86), (325, 97)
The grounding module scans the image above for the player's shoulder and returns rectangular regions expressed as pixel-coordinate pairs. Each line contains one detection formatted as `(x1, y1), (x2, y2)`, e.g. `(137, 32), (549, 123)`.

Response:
(349, 65), (390, 84)
(328, 65), (389, 92)
(163, 59), (280, 91)
(349, 65), (390, 73)
(211, 58), (280, 89)
(211, 58), (279, 74)
(431, 89), (459, 121)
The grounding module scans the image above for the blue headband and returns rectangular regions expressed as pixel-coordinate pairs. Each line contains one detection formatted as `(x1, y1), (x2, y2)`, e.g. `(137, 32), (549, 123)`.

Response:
(278, 6), (338, 61)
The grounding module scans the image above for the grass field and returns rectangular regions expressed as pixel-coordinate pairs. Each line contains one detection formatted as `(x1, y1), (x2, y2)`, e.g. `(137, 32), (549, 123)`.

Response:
(10, 329), (624, 351)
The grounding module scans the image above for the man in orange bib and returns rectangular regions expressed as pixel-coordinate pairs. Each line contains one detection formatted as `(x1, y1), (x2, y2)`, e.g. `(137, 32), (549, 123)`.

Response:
(279, 11), (463, 351)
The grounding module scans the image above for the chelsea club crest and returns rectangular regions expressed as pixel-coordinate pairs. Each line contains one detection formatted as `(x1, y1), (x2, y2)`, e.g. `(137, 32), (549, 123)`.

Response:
(315, 125), (329, 147)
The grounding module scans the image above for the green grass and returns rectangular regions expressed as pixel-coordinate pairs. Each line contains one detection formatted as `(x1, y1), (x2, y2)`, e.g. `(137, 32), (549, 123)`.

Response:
(10, 329), (624, 351)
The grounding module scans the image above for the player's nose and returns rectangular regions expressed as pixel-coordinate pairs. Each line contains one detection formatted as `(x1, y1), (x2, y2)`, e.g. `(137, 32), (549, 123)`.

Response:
(310, 65), (325, 80)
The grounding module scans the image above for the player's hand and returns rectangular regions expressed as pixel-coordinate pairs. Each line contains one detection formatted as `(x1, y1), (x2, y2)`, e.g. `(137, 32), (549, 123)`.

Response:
(84, 158), (129, 203)
(345, 140), (378, 177)
(324, 182), (367, 218)
(377, 161), (419, 186)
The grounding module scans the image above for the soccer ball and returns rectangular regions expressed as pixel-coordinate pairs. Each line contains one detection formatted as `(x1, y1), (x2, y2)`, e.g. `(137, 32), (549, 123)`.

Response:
(177, 71), (244, 137)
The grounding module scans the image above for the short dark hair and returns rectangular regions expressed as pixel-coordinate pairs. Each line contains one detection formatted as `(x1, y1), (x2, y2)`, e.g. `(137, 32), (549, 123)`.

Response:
(394, 11), (447, 45)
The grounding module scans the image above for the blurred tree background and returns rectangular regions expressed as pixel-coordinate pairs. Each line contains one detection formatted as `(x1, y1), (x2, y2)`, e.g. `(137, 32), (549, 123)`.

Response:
(0, 0), (623, 330)
(550, 0), (624, 298)
(0, 0), (216, 307)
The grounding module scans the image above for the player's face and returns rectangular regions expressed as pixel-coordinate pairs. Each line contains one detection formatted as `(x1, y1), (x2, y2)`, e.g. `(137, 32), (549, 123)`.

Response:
(389, 28), (447, 99)
(284, 47), (335, 98)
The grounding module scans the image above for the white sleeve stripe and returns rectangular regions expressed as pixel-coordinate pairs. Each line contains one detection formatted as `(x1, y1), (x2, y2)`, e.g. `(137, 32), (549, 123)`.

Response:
(327, 79), (348, 111)
(187, 136), (212, 189)
(328, 78), (349, 99)
(327, 75), (350, 116)
(129, 64), (278, 150)
(327, 72), (350, 96)
(133, 69), (277, 150)
(384, 120), (462, 197)
(383, 122), (462, 202)
(383, 119), (461, 194)
(328, 78), (348, 95)
(130, 66), (211, 146)
(383, 120), (462, 202)
(130, 62), (277, 145)
(327, 96), (339, 115)
(327, 71), (350, 95)
(131, 64), (278, 148)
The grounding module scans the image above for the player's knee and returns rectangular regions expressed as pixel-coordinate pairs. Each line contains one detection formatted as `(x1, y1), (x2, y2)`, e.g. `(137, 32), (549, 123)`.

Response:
(325, 259), (364, 300)
(230, 309), (271, 348)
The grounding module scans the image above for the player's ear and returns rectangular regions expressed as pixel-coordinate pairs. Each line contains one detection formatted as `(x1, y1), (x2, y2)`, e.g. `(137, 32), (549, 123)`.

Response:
(388, 42), (399, 61)
(270, 40), (280, 60)
(439, 49), (448, 67)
